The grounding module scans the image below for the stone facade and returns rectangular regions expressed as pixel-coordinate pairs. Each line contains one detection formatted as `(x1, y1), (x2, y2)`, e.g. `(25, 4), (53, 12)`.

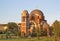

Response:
(21, 10), (29, 37)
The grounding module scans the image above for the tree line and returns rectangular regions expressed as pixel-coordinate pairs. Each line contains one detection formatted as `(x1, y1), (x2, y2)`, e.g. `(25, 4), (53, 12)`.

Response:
(0, 20), (60, 38)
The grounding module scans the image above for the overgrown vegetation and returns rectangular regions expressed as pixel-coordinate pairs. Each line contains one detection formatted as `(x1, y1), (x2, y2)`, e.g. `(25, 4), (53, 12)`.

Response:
(0, 20), (60, 41)
(6, 22), (19, 38)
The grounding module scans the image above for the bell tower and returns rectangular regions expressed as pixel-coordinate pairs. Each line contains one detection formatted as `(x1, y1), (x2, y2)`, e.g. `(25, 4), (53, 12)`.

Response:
(21, 10), (29, 37)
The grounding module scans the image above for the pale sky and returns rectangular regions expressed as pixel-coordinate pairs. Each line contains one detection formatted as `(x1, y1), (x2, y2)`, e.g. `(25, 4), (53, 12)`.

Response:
(0, 0), (60, 25)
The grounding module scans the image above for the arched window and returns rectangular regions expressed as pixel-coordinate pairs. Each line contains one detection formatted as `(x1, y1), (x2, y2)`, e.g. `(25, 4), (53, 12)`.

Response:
(22, 16), (25, 21)
(31, 14), (35, 20)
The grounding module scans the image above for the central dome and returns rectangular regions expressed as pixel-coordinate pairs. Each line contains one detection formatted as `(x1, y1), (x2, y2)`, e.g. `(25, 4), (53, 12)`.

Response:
(30, 9), (44, 16)
(29, 9), (44, 21)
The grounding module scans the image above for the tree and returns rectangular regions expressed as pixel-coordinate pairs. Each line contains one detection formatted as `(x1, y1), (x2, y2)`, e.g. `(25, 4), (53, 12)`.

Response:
(51, 20), (60, 41)
(6, 22), (18, 38)
(52, 20), (60, 37)
(31, 27), (37, 37)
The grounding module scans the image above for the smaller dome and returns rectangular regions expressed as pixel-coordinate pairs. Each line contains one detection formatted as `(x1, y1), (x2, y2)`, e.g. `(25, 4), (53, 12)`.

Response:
(22, 10), (28, 16)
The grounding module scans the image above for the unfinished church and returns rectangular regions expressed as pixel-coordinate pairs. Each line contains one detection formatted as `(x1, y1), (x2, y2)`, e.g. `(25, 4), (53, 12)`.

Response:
(21, 9), (50, 37)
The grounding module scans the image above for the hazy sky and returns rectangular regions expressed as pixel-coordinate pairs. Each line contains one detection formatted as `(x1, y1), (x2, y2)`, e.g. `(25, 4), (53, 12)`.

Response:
(0, 0), (60, 25)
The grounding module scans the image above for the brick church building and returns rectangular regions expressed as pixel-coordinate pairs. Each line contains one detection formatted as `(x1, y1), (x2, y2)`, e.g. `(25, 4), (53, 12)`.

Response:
(21, 9), (50, 37)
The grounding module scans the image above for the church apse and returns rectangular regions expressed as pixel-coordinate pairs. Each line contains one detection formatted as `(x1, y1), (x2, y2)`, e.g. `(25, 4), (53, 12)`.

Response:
(21, 10), (29, 37)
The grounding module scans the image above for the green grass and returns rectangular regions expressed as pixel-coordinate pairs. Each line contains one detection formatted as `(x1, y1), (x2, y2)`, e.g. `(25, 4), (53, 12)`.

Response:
(0, 37), (58, 41)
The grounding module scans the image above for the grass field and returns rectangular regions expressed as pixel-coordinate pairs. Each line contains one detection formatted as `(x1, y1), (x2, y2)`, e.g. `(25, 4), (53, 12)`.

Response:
(0, 37), (59, 41)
